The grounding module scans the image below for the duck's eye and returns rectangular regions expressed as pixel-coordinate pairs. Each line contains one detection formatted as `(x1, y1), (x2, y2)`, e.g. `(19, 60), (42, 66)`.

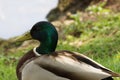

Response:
(32, 26), (41, 31)
(36, 27), (40, 30)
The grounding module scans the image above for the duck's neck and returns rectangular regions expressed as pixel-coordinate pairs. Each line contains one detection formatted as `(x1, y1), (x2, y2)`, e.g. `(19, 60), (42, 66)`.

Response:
(36, 35), (58, 55)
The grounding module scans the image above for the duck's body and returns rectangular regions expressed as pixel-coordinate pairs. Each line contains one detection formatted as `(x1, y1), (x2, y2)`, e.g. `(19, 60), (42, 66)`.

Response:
(16, 21), (120, 80)
(17, 49), (120, 80)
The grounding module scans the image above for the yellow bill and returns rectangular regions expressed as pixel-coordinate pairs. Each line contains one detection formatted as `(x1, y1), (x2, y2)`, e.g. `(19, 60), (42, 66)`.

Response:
(15, 31), (32, 42)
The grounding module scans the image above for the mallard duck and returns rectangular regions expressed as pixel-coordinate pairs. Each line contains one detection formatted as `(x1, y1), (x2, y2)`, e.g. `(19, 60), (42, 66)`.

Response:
(16, 21), (120, 80)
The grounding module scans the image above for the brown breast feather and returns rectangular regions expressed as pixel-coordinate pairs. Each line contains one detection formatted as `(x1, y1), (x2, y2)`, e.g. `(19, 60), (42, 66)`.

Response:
(16, 50), (36, 80)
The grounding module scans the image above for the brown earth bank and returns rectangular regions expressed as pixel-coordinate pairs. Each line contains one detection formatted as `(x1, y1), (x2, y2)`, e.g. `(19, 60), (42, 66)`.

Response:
(47, 0), (120, 21)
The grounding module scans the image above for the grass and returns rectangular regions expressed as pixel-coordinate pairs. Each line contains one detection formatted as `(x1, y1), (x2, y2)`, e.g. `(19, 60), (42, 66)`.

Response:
(0, 46), (34, 80)
(0, 54), (17, 80)
(0, 4), (120, 80)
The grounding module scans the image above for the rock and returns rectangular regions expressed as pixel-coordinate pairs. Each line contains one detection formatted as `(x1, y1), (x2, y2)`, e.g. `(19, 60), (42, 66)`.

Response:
(46, 0), (120, 21)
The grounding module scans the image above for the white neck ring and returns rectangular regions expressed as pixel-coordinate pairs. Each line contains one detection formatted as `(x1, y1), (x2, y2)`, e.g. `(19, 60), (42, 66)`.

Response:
(33, 47), (41, 56)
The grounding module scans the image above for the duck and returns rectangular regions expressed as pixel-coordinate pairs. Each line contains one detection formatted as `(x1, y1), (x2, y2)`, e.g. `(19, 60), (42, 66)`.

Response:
(16, 21), (120, 80)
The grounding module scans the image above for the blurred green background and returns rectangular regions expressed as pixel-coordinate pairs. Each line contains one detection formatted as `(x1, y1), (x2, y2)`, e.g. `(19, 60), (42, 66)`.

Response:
(0, 0), (120, 80)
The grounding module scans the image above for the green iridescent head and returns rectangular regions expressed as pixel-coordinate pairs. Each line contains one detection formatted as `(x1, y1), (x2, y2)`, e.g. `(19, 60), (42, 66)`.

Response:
(16, 21), (58, 54)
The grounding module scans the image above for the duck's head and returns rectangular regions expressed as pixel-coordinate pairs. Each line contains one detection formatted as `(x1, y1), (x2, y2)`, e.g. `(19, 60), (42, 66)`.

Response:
(16, 21), (58, 54)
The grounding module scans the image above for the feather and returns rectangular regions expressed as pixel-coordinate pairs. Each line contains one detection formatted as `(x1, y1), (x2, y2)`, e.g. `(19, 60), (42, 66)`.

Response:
(17, 50), (120, 80)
